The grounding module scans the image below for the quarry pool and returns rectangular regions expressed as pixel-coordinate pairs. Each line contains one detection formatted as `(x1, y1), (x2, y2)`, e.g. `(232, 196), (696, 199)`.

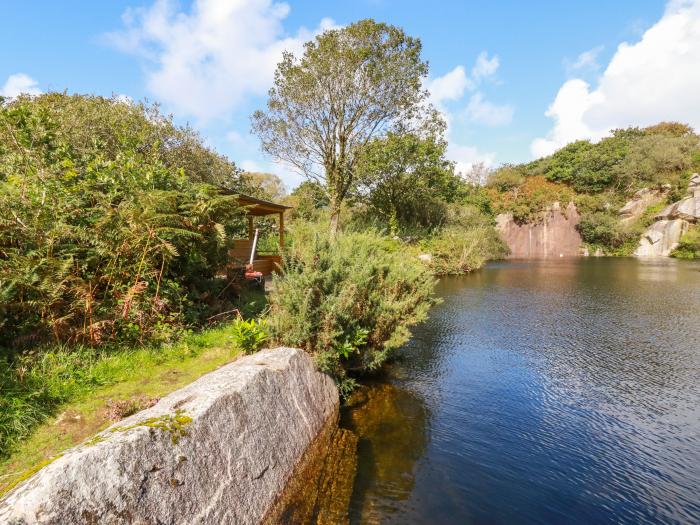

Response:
(341, 258), (700, 524)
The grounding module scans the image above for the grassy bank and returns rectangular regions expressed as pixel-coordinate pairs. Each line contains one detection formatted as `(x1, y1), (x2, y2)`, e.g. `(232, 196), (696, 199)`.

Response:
(0, 323), (246, 496)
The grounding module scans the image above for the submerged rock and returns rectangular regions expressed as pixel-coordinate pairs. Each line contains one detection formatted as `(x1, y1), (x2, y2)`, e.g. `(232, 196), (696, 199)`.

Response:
(0, 347), (339, 525)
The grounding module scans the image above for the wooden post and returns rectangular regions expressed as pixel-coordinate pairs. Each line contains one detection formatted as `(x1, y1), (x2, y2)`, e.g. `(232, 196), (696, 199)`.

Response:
(279, 212), (285, 249)
(247, 216), (254, 240)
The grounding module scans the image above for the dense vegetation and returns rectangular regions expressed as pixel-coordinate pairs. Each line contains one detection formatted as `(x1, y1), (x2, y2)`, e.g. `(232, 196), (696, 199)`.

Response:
(486, 123), (700, 255)
(268, 224), (437, 395)
(0, 94), (272, 460)
(0, 94), (264, 351)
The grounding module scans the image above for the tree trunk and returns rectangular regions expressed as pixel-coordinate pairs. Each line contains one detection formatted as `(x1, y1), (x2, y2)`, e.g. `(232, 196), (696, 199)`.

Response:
(329, 201), (340, 238)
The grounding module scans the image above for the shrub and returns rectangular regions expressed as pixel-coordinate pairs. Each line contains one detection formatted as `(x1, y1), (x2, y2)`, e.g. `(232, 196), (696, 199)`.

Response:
(230, 318), (269, 354)
(671, 225), (700, 259)
(267, 225), (437, 391)
(418, 205), (508, 274)
(0, 94), (250, 349)
(490, 175), (574, 224)
(420, 226), (507, 274)
(577, 211), (639, 250)
(486, 165), (525, 192)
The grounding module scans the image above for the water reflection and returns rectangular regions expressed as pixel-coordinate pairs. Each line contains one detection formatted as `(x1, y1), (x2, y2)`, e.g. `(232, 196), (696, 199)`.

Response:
(341, 383), (430, 524)
(341, 258), (700, 524)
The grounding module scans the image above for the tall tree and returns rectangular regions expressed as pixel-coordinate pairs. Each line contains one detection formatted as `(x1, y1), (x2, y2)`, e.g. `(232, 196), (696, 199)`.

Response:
(252, 19), (434, 234)
(357, 131), (458, 231)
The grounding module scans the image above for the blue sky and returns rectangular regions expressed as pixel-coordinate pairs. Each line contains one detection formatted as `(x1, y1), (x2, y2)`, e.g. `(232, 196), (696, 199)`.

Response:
(5, 0), (699, 188)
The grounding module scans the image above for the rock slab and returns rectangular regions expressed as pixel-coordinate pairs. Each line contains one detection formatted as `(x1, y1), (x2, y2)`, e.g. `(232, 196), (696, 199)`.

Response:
(0, 347), (338, 525)
(496, 201), (582, 258)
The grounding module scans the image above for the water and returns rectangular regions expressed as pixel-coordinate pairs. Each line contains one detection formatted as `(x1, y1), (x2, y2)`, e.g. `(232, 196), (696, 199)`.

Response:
(340, 258), (700, 524)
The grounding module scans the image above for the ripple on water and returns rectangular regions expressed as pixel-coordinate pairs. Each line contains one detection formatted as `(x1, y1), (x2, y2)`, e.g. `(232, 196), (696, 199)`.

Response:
(342, 258), (700, 525)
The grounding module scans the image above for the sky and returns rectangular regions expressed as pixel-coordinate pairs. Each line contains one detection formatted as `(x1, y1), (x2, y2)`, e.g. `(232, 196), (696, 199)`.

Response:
(3, 0), (699, 189)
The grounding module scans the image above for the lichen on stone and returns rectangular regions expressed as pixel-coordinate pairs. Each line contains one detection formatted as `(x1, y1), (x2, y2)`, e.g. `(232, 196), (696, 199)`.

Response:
(110, 410), (193, 444)
(0, 453), (64, 498)
(83, 435), (106, 447)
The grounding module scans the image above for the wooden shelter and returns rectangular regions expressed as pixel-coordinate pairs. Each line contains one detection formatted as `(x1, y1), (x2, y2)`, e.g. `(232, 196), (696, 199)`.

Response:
(227, 193), (291, 276)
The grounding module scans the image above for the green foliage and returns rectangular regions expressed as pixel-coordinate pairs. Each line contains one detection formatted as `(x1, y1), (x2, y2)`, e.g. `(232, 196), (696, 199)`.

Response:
(486, 164), (525, 192)
(286, 181), (329, 221)
(577, 211), (639, 250)
(486, 122), (700, 253)
(356, 132), (458, 231)
(0, 94), (249, 349)
(419, 206), (508, 274)
(489, 175), (575, 224)
(252, 18), (438, 233)
(335, 327), (369, 359)
(671, 225), (700, 259)
(517, 123), (699, 196)
(0, 323), (242, 459)
(230, 317), (269, 354)
(614, 134), (697, 191)
(267, 224), (437, 389)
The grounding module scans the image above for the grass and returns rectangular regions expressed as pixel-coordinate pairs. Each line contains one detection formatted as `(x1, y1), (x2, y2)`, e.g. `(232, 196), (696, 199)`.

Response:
(0, 322), (246, 496)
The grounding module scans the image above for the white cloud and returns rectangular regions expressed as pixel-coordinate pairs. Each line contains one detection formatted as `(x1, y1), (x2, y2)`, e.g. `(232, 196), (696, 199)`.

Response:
(448, 143), (496, 177)
(427, 52), (505, 173)
(472, 51), (499, 81)
(532, 0), (700, 157)
(564, 45), (604, 75)
(427, 66), (473, 105)
(106, 0), (335, 121)
(466, 92), (514, 126)
(0, 73), (42, 98)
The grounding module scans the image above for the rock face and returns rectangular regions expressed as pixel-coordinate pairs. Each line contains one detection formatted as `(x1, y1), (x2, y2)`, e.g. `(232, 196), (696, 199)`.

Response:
(496, 202), (582, 258)
(0, 347), (338, 525)
(635, 173), (700, 256)
(619, 188), (665, 224)
(635, 219), (690, 257)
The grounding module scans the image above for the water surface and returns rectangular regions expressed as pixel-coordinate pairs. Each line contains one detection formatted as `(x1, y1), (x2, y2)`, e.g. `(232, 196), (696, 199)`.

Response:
(341, 258), (700, 524)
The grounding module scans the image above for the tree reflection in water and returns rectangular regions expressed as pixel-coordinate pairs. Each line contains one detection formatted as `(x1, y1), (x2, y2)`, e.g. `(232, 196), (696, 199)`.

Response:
(341, 382), (430, 524)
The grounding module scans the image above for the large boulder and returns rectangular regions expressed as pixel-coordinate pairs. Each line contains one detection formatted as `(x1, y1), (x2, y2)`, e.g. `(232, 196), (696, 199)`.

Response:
(635, 173), (699, 257)
(0, 347), (338, 525)
(635, 219), (690, 256)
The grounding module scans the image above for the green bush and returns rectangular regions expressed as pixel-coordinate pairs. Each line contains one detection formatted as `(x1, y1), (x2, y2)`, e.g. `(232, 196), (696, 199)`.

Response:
(230, 318), (269, 354)
(418, 205), (508, 274)
(486, 165), (525, 192)
(0, 94), (251, 349)
(267, 225), (437, 393)
(490, 175), (574, 224)
(671, 225), (700, 259)
(577, 211), (640, 251)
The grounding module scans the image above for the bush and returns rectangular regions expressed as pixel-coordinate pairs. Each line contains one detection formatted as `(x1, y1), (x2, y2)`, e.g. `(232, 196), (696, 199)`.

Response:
(490, 175), (574, 224)
(671, 225), (700, 259)
(230, 318), (269, 354)
(420, 226), (507, 274)
(577, 211), (640, 251)
(486, 165), (525, 192)
(267, 225), (437, 393)
(0, 94), (250, 349)
(418, 205), (508, 274)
